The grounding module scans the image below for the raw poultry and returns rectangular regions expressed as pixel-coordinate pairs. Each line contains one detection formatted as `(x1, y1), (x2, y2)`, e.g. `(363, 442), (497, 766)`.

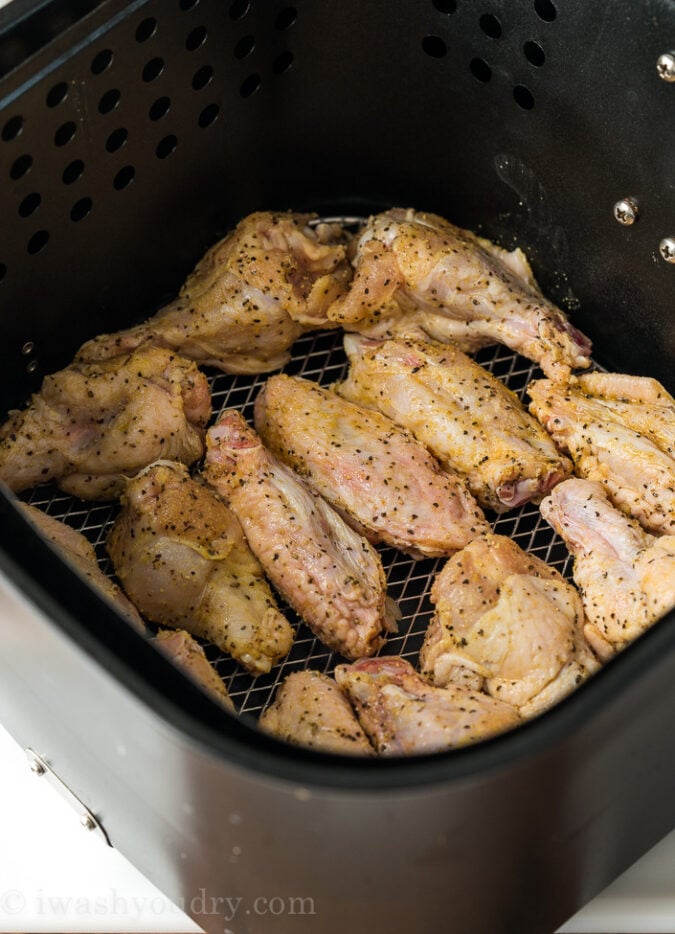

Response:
(337, 334), (571, 512)
(254, 373), (488, 556)
(529, 373), (675, 535)
(420, 534), (602, 717)
(77, 212), (352, 373)
(0, 345), (210, 500)
(326, 208), (592, 381)
(107, 461), (293, 675)
(540, 478), (675, 653)
(154, 629), (234, 711)
(202, 410), (397, 659)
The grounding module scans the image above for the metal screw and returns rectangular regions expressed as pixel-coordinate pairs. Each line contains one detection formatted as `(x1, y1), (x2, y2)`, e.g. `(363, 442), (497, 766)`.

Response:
(658, 237), (675, 263)
(30, 760), (45, 776)
(656, 52), (675, 82)
(80, 814), (96, 831)
(613, 197), (639, 226)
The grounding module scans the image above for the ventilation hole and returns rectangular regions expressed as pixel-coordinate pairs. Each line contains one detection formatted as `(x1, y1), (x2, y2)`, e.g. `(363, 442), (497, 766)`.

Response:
(470, 57), (492, 82)
(524, 40), (545, 66)
(433, 0), (457, 11)
(192, 65), (213, 89)
(136, 17), (157, 42)
(46, 82), (68, 107)
(62, 159), (84, 184)
(18, 192), (41, 217)
(229, 0), (250, 19)
(186, 25), (207, 50)
(534, 0), (556, 21)
(275, 6), (297, 29)
(91, 48), (113, 74)
(234, 35), (255, 58)
(54, 121), (77, 146)
(27, 230), (49, 254)
(273, 50), (294, 75)
(156, 134), (177, 158)
(0, 263), (6, 281)
(106, 127), (128, 152)
(198, 103), (219, 127)
(10, 153), (32, 180)
(240, 73), (261, 97)
(422, 35), (447, 58)
(70, 197), (92, 222)
(143, 57), (165, 82)
(149, 96), (171, 120)
(113, 165), (135, 189)
(514, 84), (535, 109)
(179, 0), (199, 9)
(98, 88), (121, 114)
(480, 13), (502, 38)
(2, 115), (23, 141)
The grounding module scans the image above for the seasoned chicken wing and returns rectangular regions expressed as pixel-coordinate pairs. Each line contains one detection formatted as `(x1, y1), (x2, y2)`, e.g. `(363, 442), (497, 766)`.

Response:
(254, 374), (487, 557)
(78, 212), (351, 373)
(0, 346), (210, 500)
(540, 478), (675, 652)
(337, 335), (571, 512)
(203, 410), (397, 659)
(327, 208), (592, 381)
(154, 629), (234, 711)
(420, 534), (601, 716)
(529, 374), (675, 534)
(259, 670), (373, 755)
(334, 657), (520, 755)
(108, 462), (293, 675)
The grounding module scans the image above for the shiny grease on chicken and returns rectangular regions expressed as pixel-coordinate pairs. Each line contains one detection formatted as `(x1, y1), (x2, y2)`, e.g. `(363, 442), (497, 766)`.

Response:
(254, 373), (488, 557)
(337, 334), (571, 512)
(259, 670), (374, 755)
(420, 534), (601, 717)
(529, 373), (675, 535)
(327, 208), (592, 381)
(78, 212), (352, 374)
(108, 461), (293, 675)
(203, 410), (397, 660)
(0, 346), (210, 500)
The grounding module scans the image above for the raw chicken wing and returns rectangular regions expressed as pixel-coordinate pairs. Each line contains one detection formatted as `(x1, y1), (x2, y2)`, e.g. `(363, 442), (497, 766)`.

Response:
(327, 209), (591, 381)
(420, 534), (600, 717)
(529, 374), (675, 534)
(203, 410), (396, 659)
(0, 346), (210, 500)
(259, 670), (373, 755)
(254, 374), (488, 556)
(540, 478), (675, 652)
(78, 212), (351, 374)
(337, 335), (571, 511)
(108, 462), (293, 675)
(154, 629), (235, 711)
(334, 657), (520, 755)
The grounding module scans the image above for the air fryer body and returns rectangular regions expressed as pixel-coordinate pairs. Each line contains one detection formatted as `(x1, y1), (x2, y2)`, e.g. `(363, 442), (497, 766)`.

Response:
(0, 2), (673, 933)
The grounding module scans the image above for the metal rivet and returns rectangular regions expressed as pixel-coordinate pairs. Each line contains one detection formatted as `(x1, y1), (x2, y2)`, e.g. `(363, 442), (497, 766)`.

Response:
(80, 814), (96, 831)
(30, 760), (45, 776)
(656, 52), (675, 82)
(658, 237), (675, 263)
(21, 341), (35, 355)
(613, 197), (639, 226)
(26, 360), (38, 373)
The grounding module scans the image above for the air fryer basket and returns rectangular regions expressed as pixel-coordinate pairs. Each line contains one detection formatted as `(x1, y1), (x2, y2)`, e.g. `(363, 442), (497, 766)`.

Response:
(0, 2), (673, 933)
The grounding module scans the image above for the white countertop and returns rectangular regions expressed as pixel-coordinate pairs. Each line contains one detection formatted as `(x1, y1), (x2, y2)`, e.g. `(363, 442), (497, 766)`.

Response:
(0, 721), (674, 933)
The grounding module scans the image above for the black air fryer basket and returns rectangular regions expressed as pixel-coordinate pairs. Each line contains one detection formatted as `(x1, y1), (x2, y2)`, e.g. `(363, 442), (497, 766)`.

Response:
(0, 2), (673, 933)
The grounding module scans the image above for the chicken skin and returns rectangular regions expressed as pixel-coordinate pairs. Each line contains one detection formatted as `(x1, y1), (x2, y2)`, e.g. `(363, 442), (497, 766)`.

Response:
(154, 629), (235, 711)
(529, 374), (675, 534)
(107, 462), (293, 675)
(337, 335), (571, 512)
(78, 212), (351, 374)
(254, 374), (488, 557)
(0, 346), (210, 500)
(420, 535), (601, 717)
(19, 503), (145, 632)
(326, 209), (592, 381)
(202, 410), (397, 659)
(334, 657), (520, 755)
(259, 670), (374, 755)
(540, 479), (675, 652)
